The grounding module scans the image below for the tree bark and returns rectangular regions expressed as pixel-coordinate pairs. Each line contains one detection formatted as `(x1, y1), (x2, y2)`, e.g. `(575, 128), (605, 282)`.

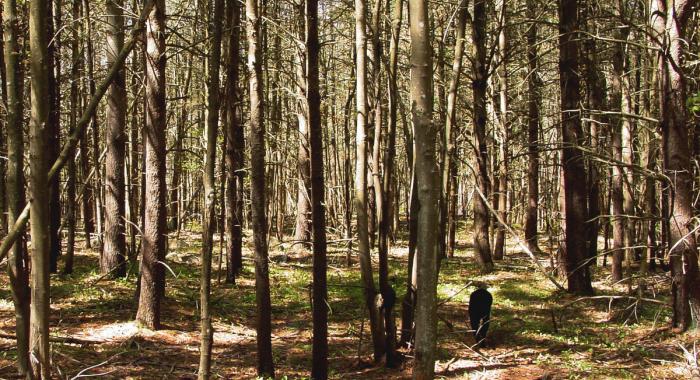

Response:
(493, 0), (508, 261)
(524, 0), (541, 253)
(198, 0), (224, 377)
(558, 0), (593, 295)
(471, 0), (494, 272)
(48, 0), (62, 274)
(408, 0), (439, 378)
(64, 0), (81, 275)
(246, 0), (275, 374)
(29, 0), (52, 375)
(651, 0), (700, 331)
(380, 0), (403, 366)
(355, 0), (385, 362)
(225, 0), (243, 284)
(136, 0), (167, 330)
(306, 1), (328, 377)
(4, 0), (30, 374)
(103, 0), (128, 277)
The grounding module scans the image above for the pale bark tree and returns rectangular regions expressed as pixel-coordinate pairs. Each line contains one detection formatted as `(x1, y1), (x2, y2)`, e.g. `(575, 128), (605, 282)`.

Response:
(409, 0), (439, 377)
(355, 0), (385, 362)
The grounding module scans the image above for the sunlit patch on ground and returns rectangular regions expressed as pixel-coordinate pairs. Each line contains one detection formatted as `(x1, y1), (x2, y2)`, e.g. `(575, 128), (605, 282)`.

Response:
(0, 228), (695, 378)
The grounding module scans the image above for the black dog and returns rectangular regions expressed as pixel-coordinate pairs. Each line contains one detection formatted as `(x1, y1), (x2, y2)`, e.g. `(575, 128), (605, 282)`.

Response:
(468, 287), (492, 347)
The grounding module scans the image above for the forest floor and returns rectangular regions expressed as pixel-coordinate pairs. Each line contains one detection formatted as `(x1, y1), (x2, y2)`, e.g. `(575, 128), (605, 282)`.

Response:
(1, 224), (699, 379)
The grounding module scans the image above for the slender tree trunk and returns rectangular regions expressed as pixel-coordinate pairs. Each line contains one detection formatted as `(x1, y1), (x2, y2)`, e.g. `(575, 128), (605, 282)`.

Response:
(47, 0), (62, 274)
(524, 0), (541, 253)
(471, 0), (494, 272)
(408, 0), (438, 378)
(29, 0), (52, 375)
(198, 0), (224, 377)
(84, 0), (103, 250)
(64, 0), (81, 275)
(355, 0), (385, 362)
(380, 0), (403, 366)
(4, 0), (30, 374)
(136, 0), (167, 330)
(306, 1), (328, 376)
(246, 0), (275, 374)
(294, 1), (312, 249)
(441, 0), (467, 262)
(651, 0), (700, 331)
(102, 0), (128, 277)
(225, 0), (242, 283)
(581, 1), (605, 266)
(558, 0), (593, 295)
(493, 0), (508, 260)
(201, 0), (222, 366)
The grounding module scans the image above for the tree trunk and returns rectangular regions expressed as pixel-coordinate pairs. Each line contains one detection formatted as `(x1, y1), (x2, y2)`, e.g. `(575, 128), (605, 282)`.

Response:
(4, 0), (30, 374)
(246, 0), (275, 374)
(84, 0), (103, 250)
(48, 0), (61, 274)
(408, 0), (439, 378)
(29, 0), (52, 375)
(524, 0), (541, 253)
(381, 0), (403, 366)
(294, 2), (312, 249)
(471, 0), (494, 272)
(136, 0), (167, 330)
(102, 0), (127, 277)
(441, 0), (466, 262)
(198, 0), (224, 377)
(558, 0), (593, 295)
(651, 0), (700, 331)
(355, 0), (385, 362)
(493, 0), (508, 261)
(225, 0), (243, 283)
(64, 0), (81, 275)
(306, 1), (328, 377)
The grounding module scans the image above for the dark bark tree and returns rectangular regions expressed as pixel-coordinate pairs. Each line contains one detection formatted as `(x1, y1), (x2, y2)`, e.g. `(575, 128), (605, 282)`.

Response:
(29, 0), (52, 375)
(558, 0), (593, 295)
(47, 0), (61, 274)
(524, 0), (541, 253)
(493, 0), (508, 260)
(4, 0), (30, 374)
(63, 0), (81, 275)
(103, 0), (128, 277)
(379, 0), (403, 366)
(306, 0), (328, 377)
(651, 0), (700, 331)
(246, 0), (275, 374)
(136, 0), (168, 330)
(225, 0), (244, 283)
(471, 0), (494, 272)
(409, 0), (439, 377)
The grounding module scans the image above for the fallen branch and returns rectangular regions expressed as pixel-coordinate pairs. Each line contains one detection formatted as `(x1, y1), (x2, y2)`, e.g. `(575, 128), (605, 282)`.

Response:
(560, 295), (669, 310)
(0, 0), (156, 264)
